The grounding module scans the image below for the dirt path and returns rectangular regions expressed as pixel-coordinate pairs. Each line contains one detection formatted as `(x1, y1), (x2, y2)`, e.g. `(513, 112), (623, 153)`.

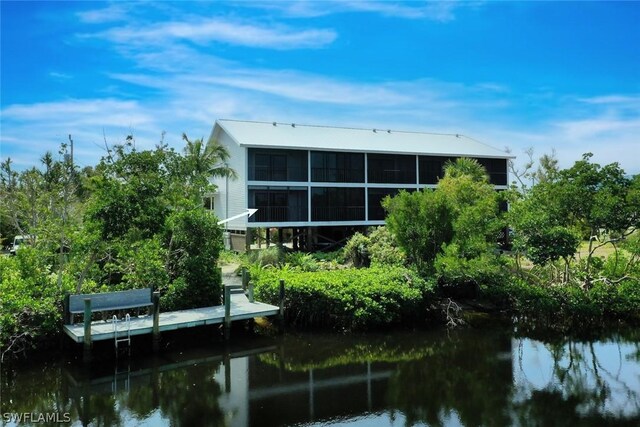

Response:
(220, 262), (242, 286)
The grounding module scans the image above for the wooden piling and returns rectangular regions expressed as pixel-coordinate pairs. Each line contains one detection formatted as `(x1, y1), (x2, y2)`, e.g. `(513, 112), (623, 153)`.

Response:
(83, 298), (92, 362)
(248, 280), (255, 303)
(224, 286), (231, 340)
(242, 268), (250, 290)
(152, 291), (160, 352)
(63, 292), (71, 324)
(278, 279), (285, 332)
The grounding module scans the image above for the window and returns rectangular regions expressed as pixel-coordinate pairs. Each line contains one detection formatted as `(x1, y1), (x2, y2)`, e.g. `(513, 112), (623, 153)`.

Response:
(367, 154), (416, 184)
(476, 158), (508, 185)
(418, 156), (456, 184)
(367, 188), (406, 220)
(248, 148), (307, 181)
(248, 186), (308, 222)
(203, 196), (215, 210)
(311, 187), (365, 221)
(311, 151), (364, 183)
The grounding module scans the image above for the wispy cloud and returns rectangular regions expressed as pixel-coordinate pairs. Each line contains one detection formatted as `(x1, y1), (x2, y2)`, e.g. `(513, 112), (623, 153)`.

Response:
(1, 99), (158, 167)
(49, 71), (72, 80)
(87, 17), (336, 50)
(345, 0), (463, 21)
(243, 0), (474, 21)
(76, 4), (131, 24)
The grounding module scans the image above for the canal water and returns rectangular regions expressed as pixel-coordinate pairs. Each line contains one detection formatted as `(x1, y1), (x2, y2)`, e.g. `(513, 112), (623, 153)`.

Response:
(1, 326), (639, 426)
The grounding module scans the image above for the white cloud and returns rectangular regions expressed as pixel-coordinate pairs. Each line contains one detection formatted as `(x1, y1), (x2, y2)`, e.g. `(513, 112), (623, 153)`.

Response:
(88, 18), (336, 50)
(241, 0), (475, 21)
(76, 4), (131, 24)
(1, 99), (159, 168)
(49, 72), (73, 80)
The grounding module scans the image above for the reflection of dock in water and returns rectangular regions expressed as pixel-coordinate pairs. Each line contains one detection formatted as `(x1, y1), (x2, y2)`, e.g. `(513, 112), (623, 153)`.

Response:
(61, 331), (515, 427)
(62, 341), (396, 427)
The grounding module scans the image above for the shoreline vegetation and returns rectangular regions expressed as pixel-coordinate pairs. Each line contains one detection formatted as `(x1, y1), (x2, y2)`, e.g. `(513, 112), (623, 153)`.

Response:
(1, 142), (639, 361)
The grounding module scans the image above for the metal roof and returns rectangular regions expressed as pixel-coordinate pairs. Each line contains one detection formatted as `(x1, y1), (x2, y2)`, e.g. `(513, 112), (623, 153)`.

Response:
(214, 119), (513, 159)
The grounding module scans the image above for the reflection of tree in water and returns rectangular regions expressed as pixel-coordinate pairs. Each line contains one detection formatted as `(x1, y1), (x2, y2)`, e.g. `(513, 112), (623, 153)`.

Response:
(1, 363), (80, 424)
(1, 358), (225, 426)
(386, 329), (514, 427)
(151, 363), (225, 427)
(513, 336), (640, 427)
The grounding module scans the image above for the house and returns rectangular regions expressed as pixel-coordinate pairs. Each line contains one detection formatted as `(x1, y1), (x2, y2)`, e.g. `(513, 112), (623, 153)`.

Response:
(208, 119), (512, 251)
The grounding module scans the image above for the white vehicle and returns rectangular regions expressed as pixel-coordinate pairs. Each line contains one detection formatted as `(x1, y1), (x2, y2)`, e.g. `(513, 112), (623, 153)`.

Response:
(10, 235), (35, 255)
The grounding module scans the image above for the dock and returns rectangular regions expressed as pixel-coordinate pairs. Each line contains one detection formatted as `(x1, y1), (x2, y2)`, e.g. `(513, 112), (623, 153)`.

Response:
(63, 293), (280, 344)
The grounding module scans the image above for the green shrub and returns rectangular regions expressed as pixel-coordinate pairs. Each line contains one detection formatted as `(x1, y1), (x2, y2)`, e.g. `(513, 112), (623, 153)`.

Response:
(247, 246), (285, 268)
(311, 249), (345, 264)
(343, 232), (370, 267)
(163, 209), (223, 310)
(0, 247), (71, 356)
(485, 276), (640, 331)
(369, 226), (405, 267)
(252, 266), (435, 331)
(435, 244), (506, 297)
(285, 252), (320, 272)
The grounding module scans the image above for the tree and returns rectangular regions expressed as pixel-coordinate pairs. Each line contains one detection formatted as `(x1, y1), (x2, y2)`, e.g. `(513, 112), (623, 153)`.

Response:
(384, 158), (503, 290)
(509, 153), (639, 286)
(179, 133), (236, 203)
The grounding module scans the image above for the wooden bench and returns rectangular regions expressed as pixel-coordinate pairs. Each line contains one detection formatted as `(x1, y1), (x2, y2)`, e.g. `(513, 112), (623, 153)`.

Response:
(64, 288), (160, 350)
(65, 288), (154, 324)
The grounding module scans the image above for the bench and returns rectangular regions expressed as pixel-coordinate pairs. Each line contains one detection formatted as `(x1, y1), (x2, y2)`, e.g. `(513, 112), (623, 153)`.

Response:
(65, 288), (154, 325)
(64, 288), (160, 350)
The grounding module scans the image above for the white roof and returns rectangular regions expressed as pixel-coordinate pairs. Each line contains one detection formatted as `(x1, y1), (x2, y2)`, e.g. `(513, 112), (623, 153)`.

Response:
(213, 119), (513, 159)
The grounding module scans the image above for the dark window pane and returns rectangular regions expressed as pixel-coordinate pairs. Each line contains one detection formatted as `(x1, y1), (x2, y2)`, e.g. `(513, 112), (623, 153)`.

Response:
(368, 188), (403, 220)
(249, 148), (307, 181)
(419, 156), (456, 184)
(248, 186), (308, 222)
(368, 154), (416, 184)
(311, 151), (364, 183)
(311, 187), (365, 221)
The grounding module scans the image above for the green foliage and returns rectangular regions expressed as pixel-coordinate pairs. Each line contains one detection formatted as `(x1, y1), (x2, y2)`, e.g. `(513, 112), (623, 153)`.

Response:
(509, 154), (639, 286)
(310, 249), (345, 264)
(284, 252), (321, 272)
(246, 246), (285, 268)
(385, 158), (503, 291)
(0, 248), (73, 355)
(343, 232), (371, 267)
(369, 226), (405, 266)
(253, 266), (434, 331)
(435, 244), (506, 297)
(343, 227), (404, 268)
(163, 209), (223, 310)
(1, 136), (232, 357)
(486, 274), (640, 331)
(384, 188), (451, 272)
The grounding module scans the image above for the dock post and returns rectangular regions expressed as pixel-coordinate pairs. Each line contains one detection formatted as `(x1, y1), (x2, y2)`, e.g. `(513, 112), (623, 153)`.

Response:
(63, 292), (71, 324)
(152, 291), (160, 353)
(83, 298), (92, 361)
(224, 285), (231, 340)
(278, 279), (285, 333)
(242, 268), (250, 290)
(248, 280), (254, 303)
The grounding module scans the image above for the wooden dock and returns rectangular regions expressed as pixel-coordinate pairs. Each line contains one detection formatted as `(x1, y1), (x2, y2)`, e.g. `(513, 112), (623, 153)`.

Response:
(63, 293), (279, 344)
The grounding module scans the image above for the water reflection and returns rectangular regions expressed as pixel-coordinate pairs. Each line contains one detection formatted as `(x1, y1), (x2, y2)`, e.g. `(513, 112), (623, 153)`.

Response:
(2, 329), (639, 426)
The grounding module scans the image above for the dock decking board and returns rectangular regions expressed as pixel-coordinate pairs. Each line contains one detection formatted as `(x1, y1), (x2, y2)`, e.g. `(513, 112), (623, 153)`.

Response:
(63, 293), (279, 343)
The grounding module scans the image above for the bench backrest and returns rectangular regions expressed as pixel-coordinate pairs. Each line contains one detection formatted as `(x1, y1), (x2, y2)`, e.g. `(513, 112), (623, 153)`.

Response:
(68, 288), (153, 314)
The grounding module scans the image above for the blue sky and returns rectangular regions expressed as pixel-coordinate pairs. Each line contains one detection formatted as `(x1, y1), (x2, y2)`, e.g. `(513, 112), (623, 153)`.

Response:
(1, 1), (639, 174)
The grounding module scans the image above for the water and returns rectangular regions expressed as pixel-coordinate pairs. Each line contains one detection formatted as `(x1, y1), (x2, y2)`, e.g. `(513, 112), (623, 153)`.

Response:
(1, 327), (639, 426)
